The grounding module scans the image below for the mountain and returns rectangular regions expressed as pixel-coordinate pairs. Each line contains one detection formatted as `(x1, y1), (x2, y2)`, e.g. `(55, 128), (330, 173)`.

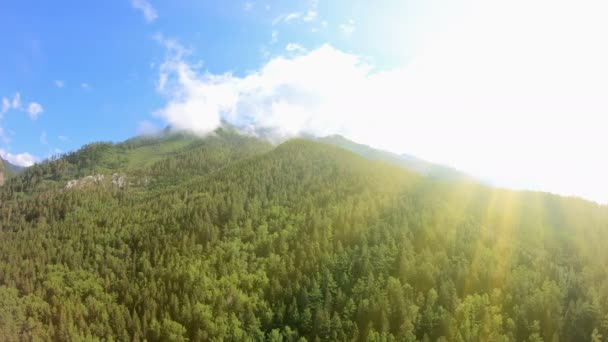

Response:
(0, 157), (24, 186)
(0, 129), (607, 341)
(318, 134), (470, 181)
(0, 126), (272, 196)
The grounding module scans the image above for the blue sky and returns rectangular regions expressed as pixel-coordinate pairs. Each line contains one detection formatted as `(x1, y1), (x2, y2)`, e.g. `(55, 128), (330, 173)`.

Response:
(1, 0), (608, 203)
(0, 0), (388, 163)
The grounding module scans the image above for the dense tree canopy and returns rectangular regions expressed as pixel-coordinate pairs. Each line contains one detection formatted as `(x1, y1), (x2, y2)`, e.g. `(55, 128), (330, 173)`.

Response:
(0, 130), (607, 341)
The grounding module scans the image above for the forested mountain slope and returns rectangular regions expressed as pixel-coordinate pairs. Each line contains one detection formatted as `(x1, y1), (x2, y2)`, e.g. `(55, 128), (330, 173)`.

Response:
(317, 135), (469, 181)
(0, 158), (23, 186)
(0, 133), (607, 341)
(0, 127), (272, 197)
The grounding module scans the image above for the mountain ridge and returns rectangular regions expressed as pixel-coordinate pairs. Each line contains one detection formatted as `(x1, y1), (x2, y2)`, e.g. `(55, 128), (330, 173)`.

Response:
(317, 134), (471, 181)
(1, 128), (608, 340)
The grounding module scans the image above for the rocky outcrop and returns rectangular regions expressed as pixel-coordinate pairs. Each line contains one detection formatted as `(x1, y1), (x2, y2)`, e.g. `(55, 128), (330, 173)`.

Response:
(64, 173), (133, 190)
(111, 173), (127, 189)
(65, 174), (105, 189)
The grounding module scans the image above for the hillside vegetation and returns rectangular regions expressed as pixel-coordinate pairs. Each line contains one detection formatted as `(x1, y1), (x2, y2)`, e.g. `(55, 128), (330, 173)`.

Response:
(0, 158), (23, 186)
(317, 135), (468, 181)
(0, 131), (607, 341)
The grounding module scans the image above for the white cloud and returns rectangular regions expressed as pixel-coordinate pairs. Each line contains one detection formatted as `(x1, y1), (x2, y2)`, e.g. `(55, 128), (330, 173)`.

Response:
(0, 149), (37, 167)
(1, 98), (9, 114)
(11, 93), (21, 109)
(285, 43), (306, 53)
(27, 102), (43, 120)
(81, 82), (90, 89)
(284, 12), (301, 22)
(303, 0), (318, 22)
(243, 1), (254, 11)
(155, 42), (379, 138)
(303, 11), (317, 22)
(273, 0), (318, 25)
(273, 12), (301, 25)
(340, 19), (356, 36)
(154, 39), (226, 135)
(137, 120), (161, 135)
(2, 93), (43, 118)
(131, 0), (158, 23)
(55, 80), (65, 88)
(58, 135), (69, 142)
(40, 131), (47, 144)
(270, 31), (278, 44)
(154, 0), (608, 204)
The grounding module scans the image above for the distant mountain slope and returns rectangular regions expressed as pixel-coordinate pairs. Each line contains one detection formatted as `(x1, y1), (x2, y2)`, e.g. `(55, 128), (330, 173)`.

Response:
(0, 158), (24, 185)
(317, 134), (470, 180)
(0, 159), (6, 186)
(4, 158), (24, 174)
(1, 129), (608, 341)
(0, 126), (272, 196)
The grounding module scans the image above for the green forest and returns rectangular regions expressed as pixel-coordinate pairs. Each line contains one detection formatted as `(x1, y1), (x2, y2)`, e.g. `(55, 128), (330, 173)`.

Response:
(1, 128), (607, 341)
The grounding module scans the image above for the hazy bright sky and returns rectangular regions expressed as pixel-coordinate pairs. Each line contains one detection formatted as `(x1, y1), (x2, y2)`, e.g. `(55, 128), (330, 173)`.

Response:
(1, 0), (607, 203)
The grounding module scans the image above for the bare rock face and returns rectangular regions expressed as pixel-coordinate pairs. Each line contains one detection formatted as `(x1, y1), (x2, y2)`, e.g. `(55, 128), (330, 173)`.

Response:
(111, 173), (127, 189)
(65, 174), (105, 189)
(65, 179), (79, 189)
(64, 173), (133, 190)
(0, 170), (4, 186)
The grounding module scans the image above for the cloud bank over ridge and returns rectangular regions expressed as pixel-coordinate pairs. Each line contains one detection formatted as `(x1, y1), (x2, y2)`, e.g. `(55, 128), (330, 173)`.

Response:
(153, 0), (608, 203)
(155, 39), (402, 142)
